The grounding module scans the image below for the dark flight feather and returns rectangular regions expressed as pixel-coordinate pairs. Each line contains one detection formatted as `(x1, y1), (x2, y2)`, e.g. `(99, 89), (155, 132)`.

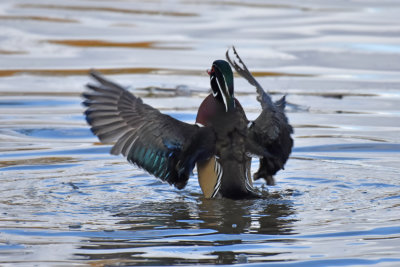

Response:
(226, 47), (293, 185)
(83, 70), (215, 189)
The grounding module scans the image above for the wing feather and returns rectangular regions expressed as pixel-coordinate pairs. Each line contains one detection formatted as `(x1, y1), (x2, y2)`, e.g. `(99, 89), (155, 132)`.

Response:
(226, 47), (293, 184)
(83, 70), (215, 189)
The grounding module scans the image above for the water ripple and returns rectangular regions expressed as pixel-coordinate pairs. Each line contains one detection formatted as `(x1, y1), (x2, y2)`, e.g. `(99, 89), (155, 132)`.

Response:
(1, 0), (400, 265)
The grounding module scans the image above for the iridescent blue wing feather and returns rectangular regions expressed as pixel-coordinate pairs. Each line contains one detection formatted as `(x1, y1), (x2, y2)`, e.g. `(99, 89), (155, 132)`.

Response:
(83, 71), (215, 189)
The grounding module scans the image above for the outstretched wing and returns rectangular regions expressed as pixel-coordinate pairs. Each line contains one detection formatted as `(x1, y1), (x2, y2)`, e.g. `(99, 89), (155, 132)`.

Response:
(83, 71), (215, 189)
(226, 47), (293, 185)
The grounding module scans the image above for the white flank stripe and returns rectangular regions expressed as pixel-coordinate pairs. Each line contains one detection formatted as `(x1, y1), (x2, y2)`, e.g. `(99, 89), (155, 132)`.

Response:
(245, 168), (256, 193)
(212, 158), (223, 198)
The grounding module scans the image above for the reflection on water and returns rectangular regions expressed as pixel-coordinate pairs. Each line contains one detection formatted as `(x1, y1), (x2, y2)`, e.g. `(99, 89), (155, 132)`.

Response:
(17, 4), (198, 17)
(1, 0), (400, 266)
(77, 195), (296, 265)
(46, 39), (192, 50)
(0, 68), (312, 78)
(0, 15), (79, 23)
(117, 195), (295, 235)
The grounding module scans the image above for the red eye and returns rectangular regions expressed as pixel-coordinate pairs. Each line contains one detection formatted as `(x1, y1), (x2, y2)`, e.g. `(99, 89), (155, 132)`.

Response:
(207, 66), (215, 76)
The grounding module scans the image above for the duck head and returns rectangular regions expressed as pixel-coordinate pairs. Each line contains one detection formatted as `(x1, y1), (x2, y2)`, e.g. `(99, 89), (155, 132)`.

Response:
(208, 60), (235, 112)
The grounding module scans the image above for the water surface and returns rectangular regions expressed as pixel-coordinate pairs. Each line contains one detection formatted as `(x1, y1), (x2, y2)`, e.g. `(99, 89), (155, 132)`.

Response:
(0, 0), (400, 266)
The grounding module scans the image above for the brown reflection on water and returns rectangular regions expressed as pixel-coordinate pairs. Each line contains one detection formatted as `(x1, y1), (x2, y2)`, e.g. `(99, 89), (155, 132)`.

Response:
(18, 4), (198, 17)
(0, 15), (78, 23)
(0, 157), (76, 168)
(0, 68), (198, 78)
(0, 50), (27, 55)
(46, 40), (192, 50)
(0, 68), (313, 78)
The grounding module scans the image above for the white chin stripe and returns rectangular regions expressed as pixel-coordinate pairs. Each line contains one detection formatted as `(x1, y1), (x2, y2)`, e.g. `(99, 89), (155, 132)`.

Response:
(211, 76), (218, 97)
(195, 122), (205, 127)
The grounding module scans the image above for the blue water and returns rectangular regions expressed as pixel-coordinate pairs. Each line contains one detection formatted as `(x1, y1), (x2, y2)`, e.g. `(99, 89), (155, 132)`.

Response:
(0, 0), (400, 266)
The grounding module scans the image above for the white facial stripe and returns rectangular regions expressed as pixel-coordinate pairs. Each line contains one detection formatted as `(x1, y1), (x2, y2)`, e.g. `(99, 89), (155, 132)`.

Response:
(222, 74), (230, 97)
(222, 75), (233, 109)
(216, 78), (228, 112)
(221, 73), (235, 108)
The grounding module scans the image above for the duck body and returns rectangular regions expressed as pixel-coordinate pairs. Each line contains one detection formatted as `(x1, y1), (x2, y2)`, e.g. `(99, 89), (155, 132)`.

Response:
(82, 48), (293, 199)
(195, 94), (256, 198)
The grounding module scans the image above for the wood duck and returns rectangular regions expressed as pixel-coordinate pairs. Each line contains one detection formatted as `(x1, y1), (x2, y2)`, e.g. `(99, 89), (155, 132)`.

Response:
(83, 47), (293, 199)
